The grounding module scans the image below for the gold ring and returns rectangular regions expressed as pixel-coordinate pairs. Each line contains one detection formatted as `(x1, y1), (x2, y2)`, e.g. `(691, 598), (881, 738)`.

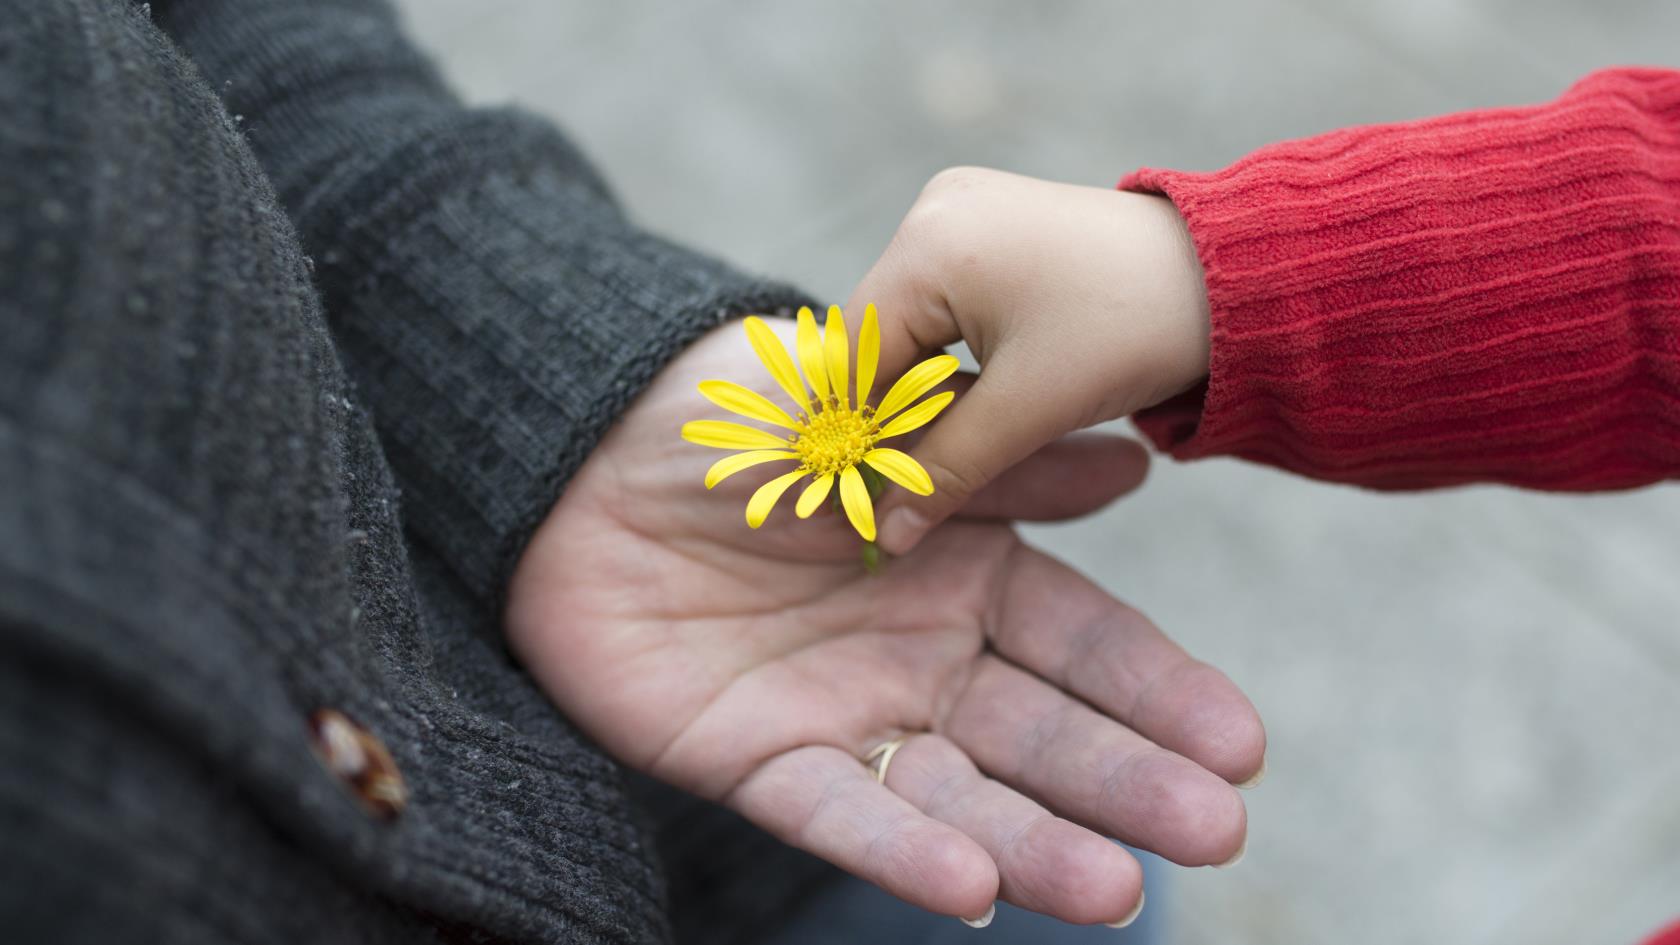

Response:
(863, 734), (912, 785)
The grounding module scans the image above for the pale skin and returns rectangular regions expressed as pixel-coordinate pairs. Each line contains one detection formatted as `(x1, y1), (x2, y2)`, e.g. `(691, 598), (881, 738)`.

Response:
(507, 319), (1261, 926)
(848, 166), (1215, 555)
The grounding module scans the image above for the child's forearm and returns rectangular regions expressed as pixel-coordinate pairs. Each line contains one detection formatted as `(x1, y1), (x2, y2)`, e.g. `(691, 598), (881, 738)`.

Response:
(1127, 67), (1680, 491)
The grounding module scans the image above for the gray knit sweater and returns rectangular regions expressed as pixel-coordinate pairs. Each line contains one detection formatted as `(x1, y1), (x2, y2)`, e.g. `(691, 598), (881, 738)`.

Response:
(0, 0), (829, 941)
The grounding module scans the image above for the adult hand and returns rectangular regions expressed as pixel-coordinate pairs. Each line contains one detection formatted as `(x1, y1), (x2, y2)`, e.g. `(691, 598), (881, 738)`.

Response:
(846, 167), (1213, 555)
(507, 319), (1260, 927)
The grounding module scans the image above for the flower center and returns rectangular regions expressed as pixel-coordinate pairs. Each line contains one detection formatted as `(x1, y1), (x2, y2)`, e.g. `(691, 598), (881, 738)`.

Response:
(792, 398), (878, 477)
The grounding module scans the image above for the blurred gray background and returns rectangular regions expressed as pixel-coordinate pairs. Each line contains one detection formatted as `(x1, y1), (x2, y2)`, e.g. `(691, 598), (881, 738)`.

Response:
(399, 2), (1680, 942)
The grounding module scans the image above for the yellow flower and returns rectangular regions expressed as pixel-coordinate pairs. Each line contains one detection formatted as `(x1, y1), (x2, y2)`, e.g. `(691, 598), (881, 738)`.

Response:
(681, 304), (958, 542)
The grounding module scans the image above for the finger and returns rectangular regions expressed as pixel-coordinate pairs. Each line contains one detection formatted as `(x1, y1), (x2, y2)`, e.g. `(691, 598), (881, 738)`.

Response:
(889, 374), (1150, 521)
(988, 543), (1266, 784)
(871, 353), (1092, 555)
(843, 232), (963, 396)
(881, 733), (1146, 926)
(726, 744), (998, 919)
(842, 231), (989, 542)
(944, 655), (1248, 866)
(864, 363), (1047, 552)
(957, 432), (1151, 522)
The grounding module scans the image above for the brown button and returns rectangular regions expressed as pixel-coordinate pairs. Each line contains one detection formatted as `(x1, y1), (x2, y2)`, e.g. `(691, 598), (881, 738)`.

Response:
(308, 708), (407, 819)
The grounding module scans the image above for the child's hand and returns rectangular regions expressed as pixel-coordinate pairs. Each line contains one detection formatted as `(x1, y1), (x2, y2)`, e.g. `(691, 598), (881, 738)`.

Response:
(847, 167), (1212, 553)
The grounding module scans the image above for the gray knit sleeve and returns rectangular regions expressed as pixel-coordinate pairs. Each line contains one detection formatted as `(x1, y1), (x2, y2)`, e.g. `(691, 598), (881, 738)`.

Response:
(151, 0), (810, 602)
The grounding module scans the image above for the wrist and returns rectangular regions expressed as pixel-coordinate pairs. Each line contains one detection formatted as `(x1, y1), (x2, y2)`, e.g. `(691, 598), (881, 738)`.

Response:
(1118, 192), (1211, 412)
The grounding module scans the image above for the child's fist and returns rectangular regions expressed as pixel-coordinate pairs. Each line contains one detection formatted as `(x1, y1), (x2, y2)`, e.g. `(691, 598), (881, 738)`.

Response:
(847, 167), (1211, 552)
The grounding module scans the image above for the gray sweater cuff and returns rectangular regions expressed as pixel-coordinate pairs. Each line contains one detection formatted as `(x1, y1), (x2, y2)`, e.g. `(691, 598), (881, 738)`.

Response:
(154, 0), (810, 602)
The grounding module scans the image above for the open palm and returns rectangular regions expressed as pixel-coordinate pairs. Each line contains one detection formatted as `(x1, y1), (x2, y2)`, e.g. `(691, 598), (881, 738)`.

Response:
(507, 320), (1264, 926)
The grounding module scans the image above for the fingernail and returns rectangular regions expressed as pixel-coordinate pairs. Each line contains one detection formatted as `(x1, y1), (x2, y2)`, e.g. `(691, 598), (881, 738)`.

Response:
(1214, 838), (1247, 869)
(881, 507), (928, 551)
(959, 902), (995, 929)
(1106, 890), (1146, 928)
(1236, 757), (1266, 790)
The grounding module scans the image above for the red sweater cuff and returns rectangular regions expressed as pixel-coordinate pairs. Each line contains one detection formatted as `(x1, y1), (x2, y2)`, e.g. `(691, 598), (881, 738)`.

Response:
(1124, 67), (1680, 490)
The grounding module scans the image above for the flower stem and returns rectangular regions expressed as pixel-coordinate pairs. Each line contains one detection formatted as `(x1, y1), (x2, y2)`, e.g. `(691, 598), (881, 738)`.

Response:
(860, 464), (887, 499)
(861, 541), (888, 574)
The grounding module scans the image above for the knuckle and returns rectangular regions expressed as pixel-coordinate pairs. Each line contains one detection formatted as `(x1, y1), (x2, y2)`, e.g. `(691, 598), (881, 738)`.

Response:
(919, 165), (997, 200)
(885, 167), (1013, 313)
(899, 166), (1000, 253)
(991, 811), (1057, 877)
(928, 454), (988, 501)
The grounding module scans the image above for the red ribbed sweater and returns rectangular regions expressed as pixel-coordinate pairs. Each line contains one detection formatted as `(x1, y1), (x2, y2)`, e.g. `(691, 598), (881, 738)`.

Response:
(1124, 67), (1680, 490)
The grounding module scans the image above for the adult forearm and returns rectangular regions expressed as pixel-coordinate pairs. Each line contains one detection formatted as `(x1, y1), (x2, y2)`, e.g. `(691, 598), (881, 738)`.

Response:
(152, 0), (809, 600)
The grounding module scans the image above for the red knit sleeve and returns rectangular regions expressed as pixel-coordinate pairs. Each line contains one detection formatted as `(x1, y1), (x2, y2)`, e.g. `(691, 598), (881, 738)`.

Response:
(1124, 67), (1680, 491)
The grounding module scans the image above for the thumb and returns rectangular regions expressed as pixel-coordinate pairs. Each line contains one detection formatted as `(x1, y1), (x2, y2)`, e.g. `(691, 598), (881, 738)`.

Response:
(874, 355), (1087, 555)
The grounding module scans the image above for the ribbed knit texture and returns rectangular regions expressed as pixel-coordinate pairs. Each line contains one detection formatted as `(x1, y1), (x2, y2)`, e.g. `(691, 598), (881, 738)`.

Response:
(1126, 68), (1680, 490)
(1, 1), (829, 943)
(152, 0), (812, 602)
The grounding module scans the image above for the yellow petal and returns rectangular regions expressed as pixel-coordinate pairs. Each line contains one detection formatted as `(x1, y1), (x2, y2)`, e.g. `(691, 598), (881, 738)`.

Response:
(838, 466), (876, 542)
(705, 450), (799, 489)
(682, 420), (793, 451)
(746, 469), (808, 529)
(863, 448), (933, 496)
(856, 303), (880, 409)
(794, 473), (835, 518)
(698, 380), (799, 429)
(744, 316), (811, 413)
(876, 390), (955, 440)
(823, 305), (849, 409)
(796, 306), (831, 405)
(874, 354), (959, 422)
